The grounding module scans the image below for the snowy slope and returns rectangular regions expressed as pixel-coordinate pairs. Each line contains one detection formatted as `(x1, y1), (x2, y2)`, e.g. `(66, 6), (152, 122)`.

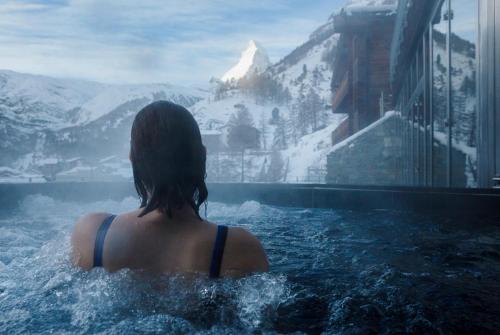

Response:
(0, 70), (206, 179)
(0, 70), (103, 129)
(269, 21), (338, 103)
(191, 93), (286, 130)
(284, 114), (347, 180)
(222, 40), (271, 82)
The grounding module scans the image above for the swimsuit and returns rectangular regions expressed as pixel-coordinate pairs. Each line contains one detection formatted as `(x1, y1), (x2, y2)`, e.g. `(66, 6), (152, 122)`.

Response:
(92, 215), (228, 278)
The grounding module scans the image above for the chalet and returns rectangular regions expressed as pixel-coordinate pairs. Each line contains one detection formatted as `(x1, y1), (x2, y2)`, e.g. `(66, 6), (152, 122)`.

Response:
(226, 125), (260, 151)
(330, 4), (396, 144)
(200, 129), (223, 153)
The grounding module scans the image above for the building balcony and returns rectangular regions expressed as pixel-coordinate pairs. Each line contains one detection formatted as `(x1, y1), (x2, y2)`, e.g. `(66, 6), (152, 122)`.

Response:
(331, 72), (350, 113)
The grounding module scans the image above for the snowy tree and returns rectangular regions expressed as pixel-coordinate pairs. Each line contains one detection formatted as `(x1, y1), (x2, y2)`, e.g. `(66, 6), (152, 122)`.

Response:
(237, 71), (292, 105)
(257, 158), (268, 182)
(270, 107), (280, 125)
(312, 67), (322, 88)
(297, 64), (307, 82)
(306, 88), (323, 131)
(296, 90), (309, 136)
(288, 104), (300, 146)
(259, 111), (268, 150)
(266, 150), (284, 182)
(214, 81), (233, 101)
(282, 87), (292, 106)
(228, 103), (254, 127)
(273, 117), (287, 150)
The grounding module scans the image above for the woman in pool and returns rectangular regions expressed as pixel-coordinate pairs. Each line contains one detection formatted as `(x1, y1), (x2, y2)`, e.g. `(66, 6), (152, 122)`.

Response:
(71, 101), (269, 278)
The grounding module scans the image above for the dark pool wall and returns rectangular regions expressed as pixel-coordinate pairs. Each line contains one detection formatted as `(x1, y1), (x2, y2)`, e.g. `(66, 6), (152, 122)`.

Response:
(0, 182), (136, 210)
(1, 182), (500, 216)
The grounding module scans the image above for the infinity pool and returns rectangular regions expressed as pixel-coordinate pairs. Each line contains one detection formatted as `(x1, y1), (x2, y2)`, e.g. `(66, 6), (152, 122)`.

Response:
(1, 195), (500, 334)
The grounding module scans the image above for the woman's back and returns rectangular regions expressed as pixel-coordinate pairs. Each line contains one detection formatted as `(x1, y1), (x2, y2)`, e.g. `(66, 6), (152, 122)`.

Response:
(71, 206), (269, 277)
(71, 101), (269, 278)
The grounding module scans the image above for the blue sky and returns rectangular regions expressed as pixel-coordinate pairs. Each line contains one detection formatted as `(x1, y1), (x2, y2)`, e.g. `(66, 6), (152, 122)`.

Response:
(0, 0), (346, 85)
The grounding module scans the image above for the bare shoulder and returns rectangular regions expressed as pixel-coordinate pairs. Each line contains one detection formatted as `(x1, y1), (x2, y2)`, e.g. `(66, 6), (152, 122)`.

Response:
(222, 226), (269, 277)
(70, 212), (111, 270)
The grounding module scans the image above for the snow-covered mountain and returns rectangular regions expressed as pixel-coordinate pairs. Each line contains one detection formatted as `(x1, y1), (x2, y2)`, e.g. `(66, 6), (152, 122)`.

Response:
(0, 70), (206, 181)
(0, 70), (103, 130)
(222, 40), (271, 82)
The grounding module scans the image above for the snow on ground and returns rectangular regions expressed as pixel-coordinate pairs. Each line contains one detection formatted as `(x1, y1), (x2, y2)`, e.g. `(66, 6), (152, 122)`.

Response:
(0, 69), (103, 129)
(272, 34), (338, 103)
(283, 113), (347, 180)
(0, 69), (101, 112)
(428, 128), (477, 162)
(190, 92), (288, 131)
(0, 166), (45, 183)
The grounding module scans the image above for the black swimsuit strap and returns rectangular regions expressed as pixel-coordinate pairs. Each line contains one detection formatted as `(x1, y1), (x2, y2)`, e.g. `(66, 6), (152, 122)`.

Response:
(209, 225), (228, 278)
(93, 215), (116, 267)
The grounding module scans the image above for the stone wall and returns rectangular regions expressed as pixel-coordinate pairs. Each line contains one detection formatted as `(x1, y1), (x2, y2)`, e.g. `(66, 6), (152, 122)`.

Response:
(326, 113), (470, 186)
(326, 113), (404, 185)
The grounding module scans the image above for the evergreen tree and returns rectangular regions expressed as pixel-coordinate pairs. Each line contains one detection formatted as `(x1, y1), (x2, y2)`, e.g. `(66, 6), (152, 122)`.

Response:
(259, 111), (268, 150)
(228, 104), (254, 127)
(257, 158), (268, 182)
(306, 88), (323, 131)
(296, 87), (309, 135)
(267, 150), (284, 182)
(312, 67), (322, 88)
(297, 64), (308, 82)
(288, 104), (300, 146)
(273, 117), (287, 150)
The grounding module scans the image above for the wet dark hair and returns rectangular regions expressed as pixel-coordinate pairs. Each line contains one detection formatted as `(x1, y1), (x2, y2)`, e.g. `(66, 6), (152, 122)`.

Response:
(130, 100), (208, 219)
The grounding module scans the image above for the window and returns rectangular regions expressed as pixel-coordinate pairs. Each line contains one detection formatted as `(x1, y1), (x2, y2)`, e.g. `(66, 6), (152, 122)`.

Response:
(432, 0), (449, 187)
(450, 0), (478, 187)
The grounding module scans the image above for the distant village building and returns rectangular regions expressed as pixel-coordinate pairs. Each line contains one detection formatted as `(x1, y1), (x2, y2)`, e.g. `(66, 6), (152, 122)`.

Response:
(227, 125), (260, 151)
(201, 129), (223, 153)
(270, 107), (280, 125)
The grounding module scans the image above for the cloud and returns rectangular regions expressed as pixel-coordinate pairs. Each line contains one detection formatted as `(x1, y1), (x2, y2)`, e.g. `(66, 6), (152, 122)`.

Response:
(0, 0), (342, 84)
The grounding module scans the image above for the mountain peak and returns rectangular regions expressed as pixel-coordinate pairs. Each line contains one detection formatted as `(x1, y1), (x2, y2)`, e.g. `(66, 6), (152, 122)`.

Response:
(221, 40), (271, 82)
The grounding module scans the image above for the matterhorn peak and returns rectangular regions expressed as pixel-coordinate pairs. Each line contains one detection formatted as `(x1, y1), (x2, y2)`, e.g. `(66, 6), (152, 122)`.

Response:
(221, 40), (271, 82)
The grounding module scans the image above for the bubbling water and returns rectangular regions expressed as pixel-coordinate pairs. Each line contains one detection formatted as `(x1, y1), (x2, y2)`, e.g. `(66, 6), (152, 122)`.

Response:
(1, 195), (500, 334)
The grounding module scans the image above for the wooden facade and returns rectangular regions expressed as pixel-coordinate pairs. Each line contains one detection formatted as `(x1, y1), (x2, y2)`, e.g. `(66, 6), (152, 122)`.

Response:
(330, 10), (396, 140)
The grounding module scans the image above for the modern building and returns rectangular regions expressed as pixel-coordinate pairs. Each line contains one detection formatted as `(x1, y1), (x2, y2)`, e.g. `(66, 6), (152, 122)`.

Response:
(330, 5), (396, 141)
(326, 0), (499, 189)
(391, 0), (500, 188)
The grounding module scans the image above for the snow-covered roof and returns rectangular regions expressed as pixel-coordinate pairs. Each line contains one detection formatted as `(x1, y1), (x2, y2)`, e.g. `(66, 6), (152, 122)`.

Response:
(340, 0), (398, 16)
(99, 155), (117, 163)
(329, 111), (397, 154)
(201, 130), (222, 136)
(36, 157), (59, 165)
